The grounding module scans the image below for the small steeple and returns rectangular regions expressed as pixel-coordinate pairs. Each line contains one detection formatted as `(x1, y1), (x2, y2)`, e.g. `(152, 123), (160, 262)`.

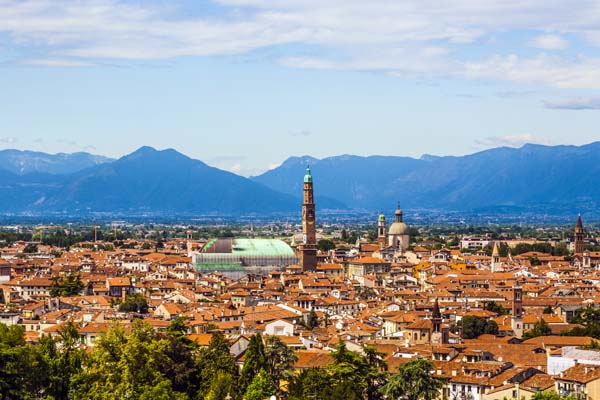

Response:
(395, 201), (403, 223)
(491, 241), (500, 273)
(492, 241), (500, 257)
(576, 213), (583, 231)
(304, 164), (312, 183)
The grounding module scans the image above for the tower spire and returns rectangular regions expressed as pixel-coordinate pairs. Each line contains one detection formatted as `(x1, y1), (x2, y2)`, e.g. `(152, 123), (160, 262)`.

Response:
(300, 165), (317, 271)
(575, 214), (585, 254)
(395, 202), (403, 223)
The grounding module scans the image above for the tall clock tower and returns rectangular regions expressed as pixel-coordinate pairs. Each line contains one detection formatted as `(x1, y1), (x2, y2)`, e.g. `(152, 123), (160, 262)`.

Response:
(300, 165), (317, 271)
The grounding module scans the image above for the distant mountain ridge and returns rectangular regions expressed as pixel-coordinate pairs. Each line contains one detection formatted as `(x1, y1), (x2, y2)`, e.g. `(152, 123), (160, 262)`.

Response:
(253, 142), (600, 213)
(0, 147), (313, 214)
(0, 149), (113, 175)
(1, 142), (599, 215)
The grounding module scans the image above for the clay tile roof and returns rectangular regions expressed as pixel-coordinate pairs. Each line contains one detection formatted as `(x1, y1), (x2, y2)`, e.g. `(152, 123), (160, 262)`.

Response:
(293, 350), (333, 369)
(521, 373), (555, 391)
(558, 364), (600, 383)
(351, 257), (389, 264)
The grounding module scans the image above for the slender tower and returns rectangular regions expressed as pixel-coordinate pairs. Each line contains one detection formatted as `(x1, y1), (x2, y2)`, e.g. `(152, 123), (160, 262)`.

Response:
(491, 241), (500, 273)
(186, 229), (193, 256)
(300, 165), (317, 271)
(575, 214), (585, 255)
(511, 285), (523, 338)
(377, 213), (387, 249)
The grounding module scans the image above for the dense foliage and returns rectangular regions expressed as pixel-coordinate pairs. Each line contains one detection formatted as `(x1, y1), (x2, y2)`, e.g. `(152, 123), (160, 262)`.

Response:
(522, 318), (551, 340)
(49, 274), (85, 297)
(459, 315), (499, 339)
(0, 321), (445, 400)
(118, 293), (149, 313)
(562, 306), (600, 339)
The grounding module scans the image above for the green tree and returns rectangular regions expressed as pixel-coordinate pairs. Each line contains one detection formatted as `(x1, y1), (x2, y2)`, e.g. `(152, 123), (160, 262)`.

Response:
(380, 358), (443, 400)
(244, 368), (276, 400)
(71, 320), (191, 400)
(23, 243), (38, 253)
(264, 335), (298, 392)
(522, 318), (551, 340)
(562, 306), (600, 338)
(363, 345), (388, 400)
(317, 239), (336, 252)
(50, 273), (85, 297)
(543, 305), (554, 314)
(326, 342), (370, 399)
(196, 331), (237, 399)
(307, 309), (319, 329)
(288, 368), (331, 400)
(240, 334), (267, 393)
(531, 392), (577, 400)
(461, 316), (498, 339)
(484, 302), (509, 315)
(162, 318), (199, 397)
(0, 323), (49, 399)
(205, 372), (234, 400)
(118, 293), (149, 313)
(40, 321), (88, 399)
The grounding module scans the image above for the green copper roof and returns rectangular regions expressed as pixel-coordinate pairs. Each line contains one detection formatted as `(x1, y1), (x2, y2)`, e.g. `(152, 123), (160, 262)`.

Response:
(304, 165), (312, 183)
(378, 213), (385, 221)
(202, 238), (295, 257)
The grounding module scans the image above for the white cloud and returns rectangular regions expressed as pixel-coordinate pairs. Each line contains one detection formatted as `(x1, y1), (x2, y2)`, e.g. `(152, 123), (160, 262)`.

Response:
(476, 134), (552, 148)
(0, 136), (17, 145)
(20, 58), (96, 67)
(528, 34), (569, 50)
(3, 1), (600, 88)
(462, 54), (600, 88)
(543, 97), (600, 109)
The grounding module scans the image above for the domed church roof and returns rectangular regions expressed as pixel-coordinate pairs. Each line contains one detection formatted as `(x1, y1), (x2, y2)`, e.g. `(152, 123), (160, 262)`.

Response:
(389, 203), (409, 235)
(389, 222), (409, 235)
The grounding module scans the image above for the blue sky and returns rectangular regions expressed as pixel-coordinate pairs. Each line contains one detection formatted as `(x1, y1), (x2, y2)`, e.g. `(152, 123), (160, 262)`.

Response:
(1, 0), (600, 176)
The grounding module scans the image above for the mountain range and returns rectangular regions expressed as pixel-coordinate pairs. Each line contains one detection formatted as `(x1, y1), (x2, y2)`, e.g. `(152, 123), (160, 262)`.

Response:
(0, 142), (599, 216)
(0, 149), (113, 175)
(253, 142), (600, 214)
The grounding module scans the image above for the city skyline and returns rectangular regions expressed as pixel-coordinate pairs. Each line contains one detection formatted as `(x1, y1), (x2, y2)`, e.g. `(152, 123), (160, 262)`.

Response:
(2, 1), (600, 175)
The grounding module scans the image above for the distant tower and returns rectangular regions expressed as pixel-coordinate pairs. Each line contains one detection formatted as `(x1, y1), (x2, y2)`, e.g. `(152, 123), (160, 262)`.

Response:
(575, 214), (585, 255)
(377, 213), (387, 249)
(511, 286), (523, 339)
(186, 229), (193, 256)
(300, 165), (317, 271)
(491, 242), (500, 273)
(431, 299), (447, 344)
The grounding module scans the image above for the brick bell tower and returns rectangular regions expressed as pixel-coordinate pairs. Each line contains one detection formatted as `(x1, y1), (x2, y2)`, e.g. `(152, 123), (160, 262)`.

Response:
(575, 214), (585, 255)
(300, 165), (317, 271)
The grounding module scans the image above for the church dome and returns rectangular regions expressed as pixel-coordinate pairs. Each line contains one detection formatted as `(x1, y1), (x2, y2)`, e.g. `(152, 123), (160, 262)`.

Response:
(389, 203), (408, 235)
(389, 222), (409, 235)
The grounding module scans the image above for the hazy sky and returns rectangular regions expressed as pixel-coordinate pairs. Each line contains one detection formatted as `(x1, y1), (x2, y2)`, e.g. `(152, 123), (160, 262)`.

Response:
(1, 0), (600, 176)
